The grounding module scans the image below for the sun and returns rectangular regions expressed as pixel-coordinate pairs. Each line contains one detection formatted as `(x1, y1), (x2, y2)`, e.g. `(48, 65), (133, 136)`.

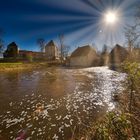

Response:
(104, 11), (118, 24)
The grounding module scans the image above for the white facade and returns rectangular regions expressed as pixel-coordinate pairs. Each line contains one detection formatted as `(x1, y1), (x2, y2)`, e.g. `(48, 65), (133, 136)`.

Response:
(45, 40), (59, 60)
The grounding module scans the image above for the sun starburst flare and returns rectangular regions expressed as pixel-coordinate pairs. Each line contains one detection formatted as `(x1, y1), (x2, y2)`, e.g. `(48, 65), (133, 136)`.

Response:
(104, 10), (119, 25)
(105, 11), (118, 24)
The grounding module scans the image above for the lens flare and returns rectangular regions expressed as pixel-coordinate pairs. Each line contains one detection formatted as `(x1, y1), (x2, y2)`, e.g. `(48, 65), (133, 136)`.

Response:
(105, 11), (118, 24)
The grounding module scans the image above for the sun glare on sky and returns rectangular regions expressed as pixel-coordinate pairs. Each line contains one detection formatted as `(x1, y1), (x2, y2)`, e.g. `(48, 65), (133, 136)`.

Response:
(0, 0), (138, 50)
(104, 10), (118, 25)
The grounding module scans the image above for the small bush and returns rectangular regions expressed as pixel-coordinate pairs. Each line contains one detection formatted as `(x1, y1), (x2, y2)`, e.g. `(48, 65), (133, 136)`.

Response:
(75, 112), (135, 140)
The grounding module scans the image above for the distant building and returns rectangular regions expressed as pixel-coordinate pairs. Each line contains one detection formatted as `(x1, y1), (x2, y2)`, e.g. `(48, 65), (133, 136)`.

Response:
(70, 45), (98, 67)
(19, 50), (44, 59)
(3, 42), (45, 60)
(45, 40), (59, 60)
(109, 44), (128, 68)
(3, 42), (19, 58)
(19, 50), (33, 58)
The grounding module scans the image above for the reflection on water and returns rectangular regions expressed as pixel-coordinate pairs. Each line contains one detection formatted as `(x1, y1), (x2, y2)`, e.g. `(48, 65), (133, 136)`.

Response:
(0, 67), (125, 140)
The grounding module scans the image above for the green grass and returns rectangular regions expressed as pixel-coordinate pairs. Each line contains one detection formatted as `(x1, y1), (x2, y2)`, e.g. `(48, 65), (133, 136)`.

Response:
(0, 62), (22, 67)
(0, 62), (48, 71)
(0, 63), (24, 71)
(0, 62), (22, 65)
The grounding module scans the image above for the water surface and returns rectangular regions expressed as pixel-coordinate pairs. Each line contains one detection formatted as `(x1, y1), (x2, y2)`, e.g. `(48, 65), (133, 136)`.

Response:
(0, 67), (125, 140)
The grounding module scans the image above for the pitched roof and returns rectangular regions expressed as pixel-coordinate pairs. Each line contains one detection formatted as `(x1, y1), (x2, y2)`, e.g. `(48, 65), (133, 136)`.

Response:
(46, 40), (56, 46)
(110, 44), (128, 54)
(8, 42), (18, 47)
(71, 45), (96, 57)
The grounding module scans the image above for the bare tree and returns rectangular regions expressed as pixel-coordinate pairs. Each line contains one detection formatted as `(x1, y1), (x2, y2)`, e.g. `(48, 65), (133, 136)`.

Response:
(58, 34), (71, 62)
(63, 45), (71, 58)
(125, 7), (140, 52)
(102, 44), (108, 55)
(100, 44), (109, 66)
(124, 7), (140, 63)
(58, 34), (64, 63)
(0, 39), (4, 53)
(125, 24), (140, 51)
(37, 38), (45, 52)
(0, 28), (4, 53)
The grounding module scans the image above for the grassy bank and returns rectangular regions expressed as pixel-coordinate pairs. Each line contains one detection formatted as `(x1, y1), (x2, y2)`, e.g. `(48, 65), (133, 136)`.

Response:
(0, 62), (49, 72)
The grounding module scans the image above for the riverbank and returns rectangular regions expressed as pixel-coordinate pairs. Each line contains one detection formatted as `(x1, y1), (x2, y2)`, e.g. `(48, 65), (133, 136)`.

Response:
(74, 61), (140, 140)
(0, 62), (49, 72)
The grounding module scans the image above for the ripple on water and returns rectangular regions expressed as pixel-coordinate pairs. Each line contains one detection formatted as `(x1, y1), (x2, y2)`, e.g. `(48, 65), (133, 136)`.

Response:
(0, 67), (126, 140)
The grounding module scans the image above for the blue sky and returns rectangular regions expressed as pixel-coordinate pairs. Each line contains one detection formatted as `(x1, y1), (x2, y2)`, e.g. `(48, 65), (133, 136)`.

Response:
(0, 0), (139, 52)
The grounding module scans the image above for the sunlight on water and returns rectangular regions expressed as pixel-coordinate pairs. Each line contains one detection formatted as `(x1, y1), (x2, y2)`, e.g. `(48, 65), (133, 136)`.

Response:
(0, 67), (126, 140)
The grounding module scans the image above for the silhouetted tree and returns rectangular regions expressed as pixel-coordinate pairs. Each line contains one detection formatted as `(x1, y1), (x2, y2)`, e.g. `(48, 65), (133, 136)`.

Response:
(37, 38), (45, 52)
(102, 44), (108, 55)
(125, 7), (140, 62)
(100, 44), (109, 66)
(125, 24), (140, 52)
(0, 28), (4, 53)
(125, 7), (140, 52)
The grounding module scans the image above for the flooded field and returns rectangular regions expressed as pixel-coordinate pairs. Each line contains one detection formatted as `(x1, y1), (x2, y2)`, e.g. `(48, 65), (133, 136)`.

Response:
(0, 67), (125, 140)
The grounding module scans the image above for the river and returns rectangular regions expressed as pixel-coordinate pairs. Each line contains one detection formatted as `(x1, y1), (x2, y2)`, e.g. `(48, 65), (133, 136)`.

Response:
(0, 66), (125, 140)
